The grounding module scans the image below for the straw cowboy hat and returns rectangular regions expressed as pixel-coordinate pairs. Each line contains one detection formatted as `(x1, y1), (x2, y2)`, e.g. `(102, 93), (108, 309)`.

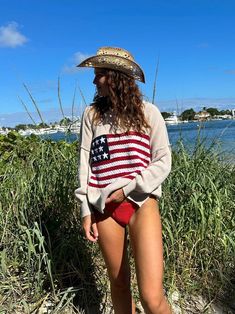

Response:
(77, 46), (145, 83)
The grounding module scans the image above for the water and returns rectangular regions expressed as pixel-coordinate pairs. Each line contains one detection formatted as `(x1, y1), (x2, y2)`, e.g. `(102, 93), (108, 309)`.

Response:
(167, 119), (235, 155)
(41, 131), (79, 143)
(41, 119), (235, 158)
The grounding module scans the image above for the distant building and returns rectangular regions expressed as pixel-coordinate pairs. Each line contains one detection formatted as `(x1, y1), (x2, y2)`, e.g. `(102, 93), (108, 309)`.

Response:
(194, 111), (211, 121)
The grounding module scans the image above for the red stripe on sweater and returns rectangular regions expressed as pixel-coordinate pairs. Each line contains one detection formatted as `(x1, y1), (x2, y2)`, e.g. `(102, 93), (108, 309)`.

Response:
(91, 170), (141, 182)
(92, 162), (147, 174)
(91, 155), (150, 167)
(106, 131), (150, 140)
(88, 175), (136, 188)
(109, 147), (150, 158)
(108, 139), (150, 149)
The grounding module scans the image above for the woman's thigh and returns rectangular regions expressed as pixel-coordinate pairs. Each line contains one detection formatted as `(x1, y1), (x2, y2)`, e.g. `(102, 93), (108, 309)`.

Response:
(96, 216), (130, 284)
(128, 198), (164, 296)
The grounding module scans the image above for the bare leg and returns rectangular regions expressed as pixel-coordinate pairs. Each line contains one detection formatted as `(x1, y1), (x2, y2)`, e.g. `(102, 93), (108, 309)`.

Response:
(96, 216), (136, 314)
(129, 198), (172, 314)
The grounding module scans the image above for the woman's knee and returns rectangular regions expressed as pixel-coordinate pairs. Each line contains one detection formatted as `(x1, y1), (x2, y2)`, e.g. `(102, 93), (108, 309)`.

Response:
(109, 269), (131, 291)
(140, 289), (166, 312)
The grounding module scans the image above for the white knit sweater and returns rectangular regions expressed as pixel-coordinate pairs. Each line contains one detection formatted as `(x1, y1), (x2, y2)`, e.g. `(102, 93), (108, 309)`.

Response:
(75, 101), (172, 218)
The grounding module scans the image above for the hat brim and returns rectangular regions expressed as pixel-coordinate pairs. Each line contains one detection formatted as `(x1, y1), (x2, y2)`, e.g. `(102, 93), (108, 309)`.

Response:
(77, 55), (145, 83)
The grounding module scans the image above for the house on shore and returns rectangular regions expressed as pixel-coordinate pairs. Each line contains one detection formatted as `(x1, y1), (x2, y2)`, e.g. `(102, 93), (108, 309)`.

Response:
(194, 110), (211, 121)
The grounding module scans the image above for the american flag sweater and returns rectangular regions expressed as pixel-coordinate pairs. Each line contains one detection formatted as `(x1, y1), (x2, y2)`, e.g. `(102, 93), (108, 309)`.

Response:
(75, 101), (172, 218)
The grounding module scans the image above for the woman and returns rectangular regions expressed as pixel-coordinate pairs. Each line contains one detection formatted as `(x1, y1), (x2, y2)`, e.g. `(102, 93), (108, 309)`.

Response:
(75, 47), (172, 314)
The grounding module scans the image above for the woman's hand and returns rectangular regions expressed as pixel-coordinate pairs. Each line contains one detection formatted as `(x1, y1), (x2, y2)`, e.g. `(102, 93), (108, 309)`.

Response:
(105, 188), (125, 204)
(82, 214), (99, 242)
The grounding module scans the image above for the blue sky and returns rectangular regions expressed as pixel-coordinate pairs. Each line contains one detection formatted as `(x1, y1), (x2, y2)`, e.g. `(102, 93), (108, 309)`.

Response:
(0, 0), (235, 126)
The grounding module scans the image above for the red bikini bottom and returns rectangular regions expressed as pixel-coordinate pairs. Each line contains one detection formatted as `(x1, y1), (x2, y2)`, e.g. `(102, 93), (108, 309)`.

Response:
(93, 200), (139, 227)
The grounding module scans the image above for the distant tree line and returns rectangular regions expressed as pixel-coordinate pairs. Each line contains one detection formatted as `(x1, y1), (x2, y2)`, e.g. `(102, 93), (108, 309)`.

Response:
(161, 107), (232, 121)
(12, 118), (73, 131)
(1, 108), (233, 130)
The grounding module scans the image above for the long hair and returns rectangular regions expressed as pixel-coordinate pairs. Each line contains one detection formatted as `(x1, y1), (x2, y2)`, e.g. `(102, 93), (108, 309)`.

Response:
(91, 69), (150, 132)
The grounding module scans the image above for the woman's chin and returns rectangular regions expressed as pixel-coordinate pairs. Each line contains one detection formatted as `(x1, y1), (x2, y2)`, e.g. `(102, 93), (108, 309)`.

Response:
(97, 89), (102, 96)
(98, 93), (107, 97)
(97, 88), (108, 97)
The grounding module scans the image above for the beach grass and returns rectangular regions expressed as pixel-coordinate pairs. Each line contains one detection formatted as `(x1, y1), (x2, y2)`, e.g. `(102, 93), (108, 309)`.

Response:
(0, 132), (234, 313)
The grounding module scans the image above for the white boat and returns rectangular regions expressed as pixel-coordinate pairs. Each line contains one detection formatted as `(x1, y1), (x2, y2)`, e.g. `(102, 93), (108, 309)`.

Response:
(45, 129), (58, 134)
(19, 129), (35, 136)
(165, 112), (181, 125)
(0, 128), (9, 135)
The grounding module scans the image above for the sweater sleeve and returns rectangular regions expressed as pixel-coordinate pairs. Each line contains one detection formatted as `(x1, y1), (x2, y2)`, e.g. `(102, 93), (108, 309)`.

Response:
(123, 103), (171, 197)
(75, 107), (93, 218)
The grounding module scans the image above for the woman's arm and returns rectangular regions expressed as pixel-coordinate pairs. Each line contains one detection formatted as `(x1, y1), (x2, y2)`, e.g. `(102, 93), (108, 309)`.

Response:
(122, 146), (171, 196)
(75, 107), (93, 218)
(75, 107), (99, 242)
(122, 103), (171, 197)
(75, 147), (93, 217)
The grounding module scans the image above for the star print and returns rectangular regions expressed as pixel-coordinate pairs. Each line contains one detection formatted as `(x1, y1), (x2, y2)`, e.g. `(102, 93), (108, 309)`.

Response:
(102, 152), (109, 159)
(90, 135), (110, 164)
(100, 137), (106, 143)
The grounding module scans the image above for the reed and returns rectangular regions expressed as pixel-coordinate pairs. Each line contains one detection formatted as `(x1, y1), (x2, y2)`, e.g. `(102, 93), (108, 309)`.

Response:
(57, 77), (66, 119)
(0, 134), (101, 313)
(23, 83), (45, 125)
(162, 139), (235, 306)
(0, 131), (234, 312)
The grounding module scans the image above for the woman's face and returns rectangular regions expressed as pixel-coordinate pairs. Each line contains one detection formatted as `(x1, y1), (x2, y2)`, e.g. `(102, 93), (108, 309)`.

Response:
(93, 68), (109, 97)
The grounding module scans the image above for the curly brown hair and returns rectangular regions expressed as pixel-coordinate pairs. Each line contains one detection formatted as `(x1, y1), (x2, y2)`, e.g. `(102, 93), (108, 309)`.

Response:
(91, 69), (150, 132)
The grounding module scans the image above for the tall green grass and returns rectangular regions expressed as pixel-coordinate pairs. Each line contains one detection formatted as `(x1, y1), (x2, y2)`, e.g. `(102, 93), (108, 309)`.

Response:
(0, 132), (234, 313)
(162, 140), (235, 305)
(0, 133), (105, 313)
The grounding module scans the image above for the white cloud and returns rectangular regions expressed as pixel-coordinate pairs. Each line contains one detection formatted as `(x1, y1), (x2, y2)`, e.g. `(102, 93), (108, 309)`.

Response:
(0, 22), (28, 48)
(62, 51), (91, 74)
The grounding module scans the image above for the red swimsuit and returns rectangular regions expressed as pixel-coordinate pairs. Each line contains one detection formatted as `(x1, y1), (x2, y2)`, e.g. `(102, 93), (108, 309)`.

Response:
(93, 200), (138, 227)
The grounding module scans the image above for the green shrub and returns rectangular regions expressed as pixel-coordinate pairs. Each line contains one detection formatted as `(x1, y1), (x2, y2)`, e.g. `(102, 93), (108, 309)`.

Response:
(0, 133), (234, 312)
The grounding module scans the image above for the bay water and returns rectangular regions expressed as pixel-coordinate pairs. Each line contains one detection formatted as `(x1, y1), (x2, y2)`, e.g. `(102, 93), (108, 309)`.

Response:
(168, 119), (235, 150)
(41, 119), (235, 160)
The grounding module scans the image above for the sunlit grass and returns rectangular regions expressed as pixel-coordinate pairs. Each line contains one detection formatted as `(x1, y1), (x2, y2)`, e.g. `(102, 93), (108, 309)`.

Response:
(0, 132), (234, 313)
(162, 139), (235, 306)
